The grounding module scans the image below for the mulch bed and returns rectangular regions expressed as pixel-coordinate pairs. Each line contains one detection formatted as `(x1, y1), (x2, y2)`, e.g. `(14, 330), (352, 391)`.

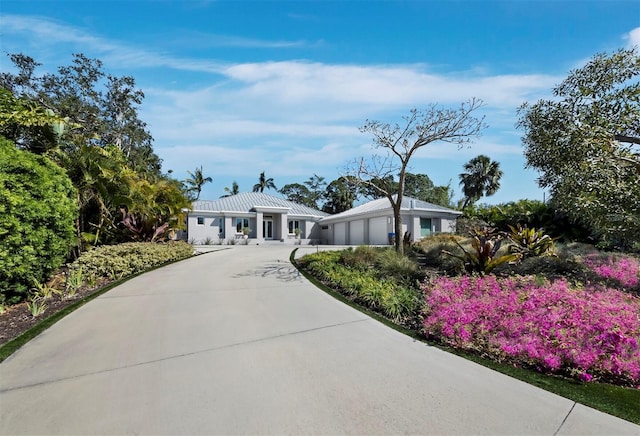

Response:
(0, 277), (113, 347)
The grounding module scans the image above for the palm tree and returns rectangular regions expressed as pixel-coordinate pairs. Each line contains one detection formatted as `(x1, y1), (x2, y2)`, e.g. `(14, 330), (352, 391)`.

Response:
(221, 181), (240, 198)
(252, 171), (276, 193)
(184, 166), (212, 200)
(459, 155), (503, 209)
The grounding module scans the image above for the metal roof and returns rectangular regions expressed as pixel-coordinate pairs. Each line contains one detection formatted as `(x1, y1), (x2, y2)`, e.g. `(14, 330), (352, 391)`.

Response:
(320, 195), (462, 223)
(191, 192), (329, 217)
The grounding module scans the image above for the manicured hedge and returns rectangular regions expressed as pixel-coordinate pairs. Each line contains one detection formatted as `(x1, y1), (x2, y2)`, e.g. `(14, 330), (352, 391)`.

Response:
(0, 138), (77, 304)
(70, 241), (194, 282)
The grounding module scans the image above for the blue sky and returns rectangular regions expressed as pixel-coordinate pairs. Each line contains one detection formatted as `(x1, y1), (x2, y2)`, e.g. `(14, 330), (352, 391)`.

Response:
(1, 1), (639, 205)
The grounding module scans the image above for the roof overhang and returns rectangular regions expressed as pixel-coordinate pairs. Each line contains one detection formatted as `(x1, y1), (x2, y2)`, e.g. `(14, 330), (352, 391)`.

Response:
(253, 206), (291, 214)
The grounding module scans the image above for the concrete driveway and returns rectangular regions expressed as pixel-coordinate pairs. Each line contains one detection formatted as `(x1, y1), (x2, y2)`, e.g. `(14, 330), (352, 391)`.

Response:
(1, 245), (638, 435)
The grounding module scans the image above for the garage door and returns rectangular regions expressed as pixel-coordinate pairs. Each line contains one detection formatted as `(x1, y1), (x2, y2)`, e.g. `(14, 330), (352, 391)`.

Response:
(369, 217), (388, 245)
(349, 220), (365, 245)
(334, 222), (347, 245)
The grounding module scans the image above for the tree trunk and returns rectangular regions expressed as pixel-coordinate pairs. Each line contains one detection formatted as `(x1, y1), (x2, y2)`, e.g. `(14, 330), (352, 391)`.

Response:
(393, 202), (403, 254)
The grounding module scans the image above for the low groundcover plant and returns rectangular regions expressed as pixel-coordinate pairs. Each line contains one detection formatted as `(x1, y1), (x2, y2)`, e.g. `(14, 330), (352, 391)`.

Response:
(421, 275), (640, 387)
(583, 254), (640, 290)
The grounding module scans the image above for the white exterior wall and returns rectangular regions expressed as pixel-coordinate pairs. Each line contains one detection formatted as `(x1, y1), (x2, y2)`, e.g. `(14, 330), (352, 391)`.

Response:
(188, 214), (223, 244)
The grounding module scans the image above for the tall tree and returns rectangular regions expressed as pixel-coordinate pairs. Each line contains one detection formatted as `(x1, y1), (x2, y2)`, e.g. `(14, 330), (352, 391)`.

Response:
(184, 166), (212, 201)
(459, 155), (503, 209)
(279, 183), (316, 208)
(0, 53), (161, 175)
(404, 173), (455, 207)
(517, 48), (640, 247)
(252, 171), (277, 193)
(221, 181), (240, 198)
(348, 100), (486, 253)
(323, 177), (359, 214)
(303, 174), (327, 208)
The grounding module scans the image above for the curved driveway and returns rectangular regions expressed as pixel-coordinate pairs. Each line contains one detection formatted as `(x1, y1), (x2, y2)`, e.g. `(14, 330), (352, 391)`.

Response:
(1, 246), (638, 435)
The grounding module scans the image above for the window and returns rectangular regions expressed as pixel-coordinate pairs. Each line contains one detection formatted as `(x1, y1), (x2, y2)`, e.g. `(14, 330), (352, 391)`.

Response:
(288, 220), (300, 234)
(197, 217), (204, 225)
(236, 218), (250, 233)
(219, 218), (224, 234)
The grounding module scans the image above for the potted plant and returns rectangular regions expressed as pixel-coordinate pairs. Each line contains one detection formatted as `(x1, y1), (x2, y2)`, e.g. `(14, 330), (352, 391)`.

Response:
(294, 228), (301, 239)
(242, 227), (250, 239)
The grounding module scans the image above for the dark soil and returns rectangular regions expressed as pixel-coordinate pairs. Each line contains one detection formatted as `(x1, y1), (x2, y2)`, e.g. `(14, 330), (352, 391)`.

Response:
(0, 276), (112, 347)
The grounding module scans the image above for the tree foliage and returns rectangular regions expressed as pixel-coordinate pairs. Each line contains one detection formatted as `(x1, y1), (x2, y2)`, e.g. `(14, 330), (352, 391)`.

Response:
(0, 137), (77, 303)
(349, 100), (486, 253)
(459, 154), (503, 209)
(1, 53), (190, 249)
(323, 176), (359, 214)
(517, 48), (640, 248)
(253, 171), (277, 193)
(279, 183), (316, 208)
(184, 166), (212, 201)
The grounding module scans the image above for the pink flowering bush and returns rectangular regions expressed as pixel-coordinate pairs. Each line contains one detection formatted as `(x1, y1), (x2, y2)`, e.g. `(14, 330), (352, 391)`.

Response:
(422, 275), (640, 387)
(583, 254), (640, 290)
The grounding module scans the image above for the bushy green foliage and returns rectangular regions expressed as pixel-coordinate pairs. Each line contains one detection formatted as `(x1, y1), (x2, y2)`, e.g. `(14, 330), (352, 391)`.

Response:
(0, 138), (77, 304)
(299, 249), (419, 323)
(507, 224), (555, 259)
(69, 241), (193, 286)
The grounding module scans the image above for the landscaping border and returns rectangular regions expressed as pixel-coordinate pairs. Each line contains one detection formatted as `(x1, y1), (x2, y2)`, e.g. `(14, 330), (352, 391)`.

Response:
(290, 248), (640, 425)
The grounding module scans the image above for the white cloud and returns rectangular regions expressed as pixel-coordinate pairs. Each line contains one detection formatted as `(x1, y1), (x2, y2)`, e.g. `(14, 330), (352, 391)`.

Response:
(626, 27), (640, 48)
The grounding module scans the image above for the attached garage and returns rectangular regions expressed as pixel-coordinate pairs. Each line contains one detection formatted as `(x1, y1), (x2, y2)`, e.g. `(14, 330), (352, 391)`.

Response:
(320, 195), (462, 245)
(349, 220), (365, 245)
(369, 217), (388, 245)
(334, 222), (347, 245)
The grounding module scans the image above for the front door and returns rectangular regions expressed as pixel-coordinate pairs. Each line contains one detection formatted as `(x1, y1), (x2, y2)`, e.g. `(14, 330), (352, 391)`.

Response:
(263, 220), (273, 239)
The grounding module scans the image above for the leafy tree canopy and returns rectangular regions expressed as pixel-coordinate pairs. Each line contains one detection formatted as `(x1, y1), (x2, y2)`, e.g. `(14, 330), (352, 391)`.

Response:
(517, 48), (640, 248)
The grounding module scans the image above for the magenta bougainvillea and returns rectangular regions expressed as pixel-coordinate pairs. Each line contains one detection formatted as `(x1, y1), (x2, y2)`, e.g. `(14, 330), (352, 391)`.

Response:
(583, 254), (640, 289)
(422, 275), (640, 387)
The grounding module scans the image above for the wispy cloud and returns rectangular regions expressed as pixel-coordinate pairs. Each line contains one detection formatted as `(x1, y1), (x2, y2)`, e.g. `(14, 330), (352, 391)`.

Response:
(625, 27), (640, 48)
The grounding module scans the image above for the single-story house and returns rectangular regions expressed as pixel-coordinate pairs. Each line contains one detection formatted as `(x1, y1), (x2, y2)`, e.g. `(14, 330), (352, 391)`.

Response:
(185, 192), (329, 244)
(319, 195), (462, 245)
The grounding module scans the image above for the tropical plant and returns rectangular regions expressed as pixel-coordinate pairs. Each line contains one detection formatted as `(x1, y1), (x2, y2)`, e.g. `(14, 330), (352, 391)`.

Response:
(252, 171), (276, 193)
(221, 181), (240, 197)
(184, 166), (212, 201)
(459, 155), (503, 209)
(442, 227), (521, 274)
(26, 295), (47, 318)
(0, 138), (77, 304)
(507, 224), (555, 259)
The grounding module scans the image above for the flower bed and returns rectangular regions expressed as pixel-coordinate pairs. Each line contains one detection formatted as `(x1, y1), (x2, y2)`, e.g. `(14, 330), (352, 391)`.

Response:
(583, 254), (640, 290)
(422, 275), (640, 387)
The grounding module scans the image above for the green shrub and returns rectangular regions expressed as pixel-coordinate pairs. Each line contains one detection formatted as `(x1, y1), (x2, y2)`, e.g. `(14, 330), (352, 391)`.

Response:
(69, 241), (193, 283)
(299, 250), (422, 324)
(0, 138), (77, 304)
(339, 245), (379, 270)
(374, 249), (421, 284)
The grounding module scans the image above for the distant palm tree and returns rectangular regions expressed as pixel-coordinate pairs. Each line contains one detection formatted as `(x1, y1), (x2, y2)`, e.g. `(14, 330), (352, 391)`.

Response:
(459, 155), (503, 209)
(185, 166), (212, 201)
(221, 181), (240, 198)
(252, 171), (276, 193)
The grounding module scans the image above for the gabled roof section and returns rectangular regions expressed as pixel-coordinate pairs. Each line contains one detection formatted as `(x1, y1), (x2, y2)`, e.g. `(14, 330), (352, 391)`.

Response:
(320, 195), (461, 223)
(191, 192), (329, 217)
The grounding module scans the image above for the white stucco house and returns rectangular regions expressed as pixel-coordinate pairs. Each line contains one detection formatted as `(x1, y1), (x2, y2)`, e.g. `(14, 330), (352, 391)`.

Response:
(185, 192), (328, 244)
(319, 195), (461, 245)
